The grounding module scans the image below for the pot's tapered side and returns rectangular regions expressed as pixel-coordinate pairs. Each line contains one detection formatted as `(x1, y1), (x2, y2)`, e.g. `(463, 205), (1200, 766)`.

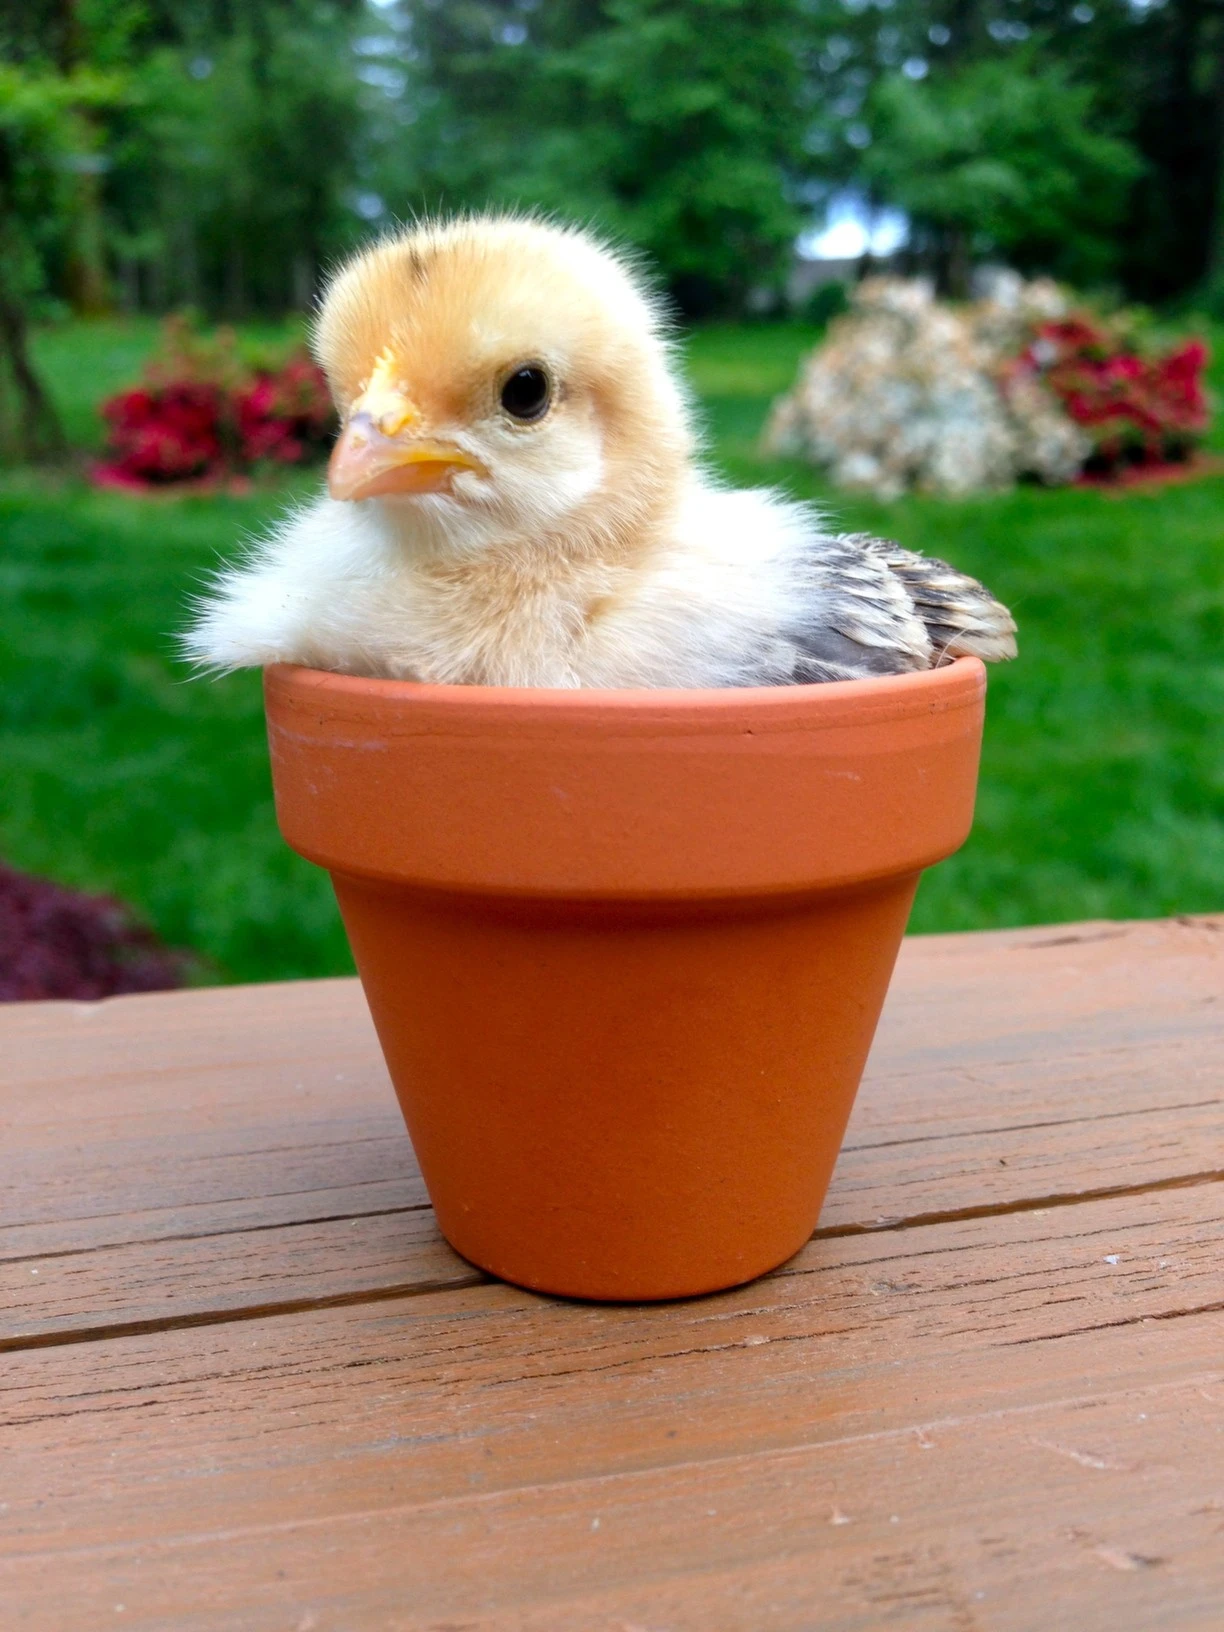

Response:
(332, 874), (919, 1300)
(265, 659), (987, 1301)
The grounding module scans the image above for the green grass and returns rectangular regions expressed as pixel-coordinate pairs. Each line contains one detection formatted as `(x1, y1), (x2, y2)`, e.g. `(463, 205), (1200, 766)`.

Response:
(2, 315), (1223, 982)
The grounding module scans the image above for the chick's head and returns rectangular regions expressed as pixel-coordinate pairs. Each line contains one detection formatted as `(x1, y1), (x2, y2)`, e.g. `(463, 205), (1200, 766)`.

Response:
(314, 217), (694, 553)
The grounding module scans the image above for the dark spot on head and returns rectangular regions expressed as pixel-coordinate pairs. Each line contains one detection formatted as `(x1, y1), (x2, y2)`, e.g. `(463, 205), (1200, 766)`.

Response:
(405, 249), (428, 286)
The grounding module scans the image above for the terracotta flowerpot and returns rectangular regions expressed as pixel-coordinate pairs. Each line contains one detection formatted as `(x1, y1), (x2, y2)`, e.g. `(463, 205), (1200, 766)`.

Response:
(265, 657), (986, 1301)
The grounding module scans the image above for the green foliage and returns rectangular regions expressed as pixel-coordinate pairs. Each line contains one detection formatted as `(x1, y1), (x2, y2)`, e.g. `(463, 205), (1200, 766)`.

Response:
(397, 0), (808, 315)
(1, 1), (367, 319)
(863, 56), (1141, 287)
(1042, 0), (1224, 304)
(0, 62), (133, 458)
(5, 0), (1224, 329)
(569, 0), (807, 311)
(108, 17), (366, 313)
(803, 280), (850, 330)
(1, 0), (144, 68)
(799, 0), (1224, 305)
(0, 62), (128, 282)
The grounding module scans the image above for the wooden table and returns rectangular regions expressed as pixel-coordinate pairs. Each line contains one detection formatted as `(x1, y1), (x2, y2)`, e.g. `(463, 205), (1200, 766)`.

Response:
(3, 916), (1222, 1630)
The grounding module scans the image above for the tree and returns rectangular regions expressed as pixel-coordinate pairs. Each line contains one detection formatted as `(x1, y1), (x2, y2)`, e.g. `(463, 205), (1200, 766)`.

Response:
(1107, 0), (1224, 303)
(860, 56), (1141, 295)
(394, 0), (809, 315)
(0, 0), (370, 322)
(795, 0), (1224, 304)
(566, 0), (808, 312)
(112, 17), (366, 316)
(0, 65), (126, 458)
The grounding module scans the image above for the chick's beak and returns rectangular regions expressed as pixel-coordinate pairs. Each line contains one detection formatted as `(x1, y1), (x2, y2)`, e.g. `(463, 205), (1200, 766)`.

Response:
(328, 384), (485, 502)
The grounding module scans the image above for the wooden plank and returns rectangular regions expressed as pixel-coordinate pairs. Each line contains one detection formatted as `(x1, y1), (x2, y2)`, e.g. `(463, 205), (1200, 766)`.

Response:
(2, 1311), (1221, 1621)
(2, 918), (1220, 1340)
(0, 979), (422, 1262)
(0, 1210), (478, 1346)
(3, 1185), (1221, 1546)
(4, 1372), (1221, 1632)
(866, 915), (1224, 1084)
(2, 1086), (1220, 1346)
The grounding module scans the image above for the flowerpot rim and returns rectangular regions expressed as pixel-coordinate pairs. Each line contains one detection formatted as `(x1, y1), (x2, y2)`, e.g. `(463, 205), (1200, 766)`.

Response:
(265, 654), (985, 733)
(265, 657), (988, 900)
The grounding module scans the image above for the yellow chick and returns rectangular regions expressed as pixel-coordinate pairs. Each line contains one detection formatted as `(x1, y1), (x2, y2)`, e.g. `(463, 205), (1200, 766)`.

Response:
(185, 215), (1016, 687)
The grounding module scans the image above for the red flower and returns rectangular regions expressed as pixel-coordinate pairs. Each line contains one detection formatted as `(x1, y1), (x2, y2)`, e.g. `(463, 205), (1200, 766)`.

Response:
(1103, 355), (1144, 383)
(97, 382), (225, 484)
(1162, 341), (1207, 379)
(94, 325), (338, 490)
(1019, 314), (1211, 474)
(103, 388), (156, 429)
(233, 352), (335, 470)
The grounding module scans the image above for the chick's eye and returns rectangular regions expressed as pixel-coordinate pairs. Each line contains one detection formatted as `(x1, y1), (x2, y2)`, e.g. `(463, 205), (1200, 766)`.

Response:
(500, 365), (551, 422)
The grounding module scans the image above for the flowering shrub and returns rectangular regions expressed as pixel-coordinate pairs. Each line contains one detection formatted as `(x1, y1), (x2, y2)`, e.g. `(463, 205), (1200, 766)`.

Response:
(101, 383), (227, 486)
(765, 276), (1089, 498)
(1013, 315), (1209, 474)
(767, 278), (1211, 497)
(95, 317), (336, 489)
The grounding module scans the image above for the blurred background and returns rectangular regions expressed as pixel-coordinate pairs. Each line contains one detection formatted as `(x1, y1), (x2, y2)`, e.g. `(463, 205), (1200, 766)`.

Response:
(2, 0), (1223, 995)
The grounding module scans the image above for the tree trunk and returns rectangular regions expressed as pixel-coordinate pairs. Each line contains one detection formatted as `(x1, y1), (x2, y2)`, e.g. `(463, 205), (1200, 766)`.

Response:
(0, 133), (66, 463)
(0, 253), (67, 463)
(64, 144), (112, 317)
(946, 226), (972, 300)
(57, 0), (112, 315)
(932, 226), (972, 300)
(1206, 5), (1224, 284)
(291, 252), (315, 312)
(225, 239), (246, 318)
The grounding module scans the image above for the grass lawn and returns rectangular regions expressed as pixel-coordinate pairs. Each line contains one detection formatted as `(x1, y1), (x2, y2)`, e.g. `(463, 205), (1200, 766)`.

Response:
(2, 316), (1223, 983)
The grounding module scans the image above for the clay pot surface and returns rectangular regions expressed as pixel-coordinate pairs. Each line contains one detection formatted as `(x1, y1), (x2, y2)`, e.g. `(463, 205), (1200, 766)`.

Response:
(265, 657), (986, 1301)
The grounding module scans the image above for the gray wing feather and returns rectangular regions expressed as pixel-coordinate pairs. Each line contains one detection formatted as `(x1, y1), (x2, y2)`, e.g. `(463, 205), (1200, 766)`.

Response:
(783, 532), (1017, 683)
(855, 535), (1018, 664)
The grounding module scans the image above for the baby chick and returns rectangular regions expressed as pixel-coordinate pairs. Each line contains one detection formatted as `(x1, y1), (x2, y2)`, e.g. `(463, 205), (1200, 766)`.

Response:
(185, 215), (1016, 688)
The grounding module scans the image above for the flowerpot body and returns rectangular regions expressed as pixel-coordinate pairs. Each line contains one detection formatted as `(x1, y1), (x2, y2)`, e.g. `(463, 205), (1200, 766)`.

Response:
(265, 658), (986, 1301)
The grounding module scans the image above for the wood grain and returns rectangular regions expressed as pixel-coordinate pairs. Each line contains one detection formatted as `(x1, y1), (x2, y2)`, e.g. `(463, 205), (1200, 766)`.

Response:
(6, 1373), (1222, 1631)
(1, 916), (1222, 1629)
(2, 917), (1221, 1342)
(2, 1225), (1221, 1627)
(4, 1185), (1223, 1524)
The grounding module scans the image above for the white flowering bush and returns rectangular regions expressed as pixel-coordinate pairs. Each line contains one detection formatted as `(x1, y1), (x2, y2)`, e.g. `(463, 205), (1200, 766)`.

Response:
(765, 274), (1090, 499)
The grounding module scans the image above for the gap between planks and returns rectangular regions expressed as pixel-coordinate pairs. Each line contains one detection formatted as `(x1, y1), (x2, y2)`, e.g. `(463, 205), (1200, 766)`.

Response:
(5, 1090), (1219, 1271)
(3, 1164), (1222, 1356)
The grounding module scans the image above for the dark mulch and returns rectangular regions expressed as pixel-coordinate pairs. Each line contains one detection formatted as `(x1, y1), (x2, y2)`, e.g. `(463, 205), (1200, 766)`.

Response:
(0, 862), (192, 1002)
(1075, 453), (1224, 494)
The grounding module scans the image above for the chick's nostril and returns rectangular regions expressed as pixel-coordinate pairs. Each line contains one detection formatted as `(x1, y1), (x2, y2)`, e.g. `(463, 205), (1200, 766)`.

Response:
(375, 405), (417, 438)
